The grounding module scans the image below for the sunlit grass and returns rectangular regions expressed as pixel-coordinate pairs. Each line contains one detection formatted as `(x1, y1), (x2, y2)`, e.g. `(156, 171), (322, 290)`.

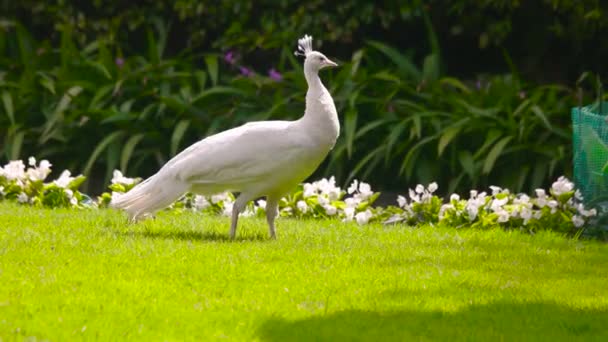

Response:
(1, 202), (607, 341)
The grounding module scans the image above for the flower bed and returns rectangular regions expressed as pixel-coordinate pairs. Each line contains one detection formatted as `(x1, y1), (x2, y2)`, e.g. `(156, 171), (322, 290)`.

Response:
(0, 158), (598, 236)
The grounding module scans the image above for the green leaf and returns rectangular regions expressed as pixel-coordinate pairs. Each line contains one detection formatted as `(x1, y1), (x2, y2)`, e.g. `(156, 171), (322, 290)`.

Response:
(482, 136), (513, 174)
(205, 55), (219, 86)
(83, 131), (125, 178)
(41, 86), (83, 143)
(120, 133), (145, 172)
(191, 86), (245, 104)
(195, 70), (207, 90)
(366, 41), (421, 81)
(89, 85), (114, 110)
(422, 53), (440, 82)
(171, 120), (191, 156)
(438, 125), (463, 156)
(1, 91), (15, 125)
(439, 77), (471, 94)
(530, 105), (553, 130)
(38, 72), (56, 95)
(344, 109), (358, 158)
(458, 151), (475, 179)
(9, 131), (25, 160)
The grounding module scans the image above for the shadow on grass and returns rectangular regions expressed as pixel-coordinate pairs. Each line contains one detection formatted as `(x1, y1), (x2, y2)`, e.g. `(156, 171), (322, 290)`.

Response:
(257, 301), (608, 341)
(119, 229), (268, 242)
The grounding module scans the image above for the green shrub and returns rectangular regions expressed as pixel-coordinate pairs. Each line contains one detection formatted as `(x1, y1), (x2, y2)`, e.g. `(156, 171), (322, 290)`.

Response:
(0, 21), (588, 194)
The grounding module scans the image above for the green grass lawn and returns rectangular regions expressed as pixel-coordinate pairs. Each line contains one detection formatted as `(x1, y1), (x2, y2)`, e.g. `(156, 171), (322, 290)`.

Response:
(1, 202), (607, 341)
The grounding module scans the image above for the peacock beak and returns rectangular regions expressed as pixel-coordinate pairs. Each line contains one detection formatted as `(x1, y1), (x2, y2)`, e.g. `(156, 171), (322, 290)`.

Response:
(324, 59), (338, 68)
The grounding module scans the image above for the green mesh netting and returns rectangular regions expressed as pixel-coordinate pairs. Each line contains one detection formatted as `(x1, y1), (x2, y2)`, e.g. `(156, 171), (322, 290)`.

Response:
(572, 101), (608, 204)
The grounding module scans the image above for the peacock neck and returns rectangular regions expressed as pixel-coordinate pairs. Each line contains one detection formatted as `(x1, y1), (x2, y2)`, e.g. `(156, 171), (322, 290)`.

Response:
(300, 67), (340, 147)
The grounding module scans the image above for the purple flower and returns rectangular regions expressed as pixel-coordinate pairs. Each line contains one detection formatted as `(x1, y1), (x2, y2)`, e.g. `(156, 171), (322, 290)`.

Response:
(475, 80), (482, 90)
(268, 68), (282, 81)
(239, 66), (254, 77)
(224, 51), (236, 65)
(115, 57), (125, 68)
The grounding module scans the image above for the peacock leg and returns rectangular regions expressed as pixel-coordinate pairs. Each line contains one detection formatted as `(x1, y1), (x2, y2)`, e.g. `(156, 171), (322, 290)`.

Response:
(265, 195), (280, 239)
(230, 193), (254, 239)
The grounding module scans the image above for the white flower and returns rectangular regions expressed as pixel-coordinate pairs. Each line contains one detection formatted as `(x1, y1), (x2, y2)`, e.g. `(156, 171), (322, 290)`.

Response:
(347, 180), (358, 194)
(576, 203), (597, 217)
(296, 200), (308, 213)
(514, 194), (531, 206)
(547, 200), (558, 213)
(535, 189), (547, 198)
(327, 188), (341, 201)
(28, 156), (36, 166)
(344, 197), (360, 208)
(3, 160), (26, 181)
(303, 183), (316, 198)
(358, 182), (373, 199)
(222, 200), (234, 217)
(520, 207), (532, 224)
(421, 192), (433, 203)
(409, 189), (420, 203)
(111, 170), (136, 185)
(193, 195), (210, 210)
(324, 204), (337, 216)
(317, 195), (329, 206)
(490, 197), (508, 212)
(0, 185), (4, 196)
(428, 182), (438, 193)
(551, 176), (574, 196)
(467, 205), (479, 221)
(39, 160), (52, 171)
(26, 159), (52, 181)
(572, 215), (585, 228)
(211, 192), (229, 204)
(489, 185), (501, 196)
(497, 209), (510, 223)
(575, 190), (583, 201)
(415, 184), (424, 194)
(397, 195), (407, 208)
(355, 210), (373, 225)
(450, 193), (460, 202)
(343, 207), (355, 221)
(256, 199), (267, 209)
(17, 192), (29, 203)
(438, 203), (454, 220)
(54, 170), (75, 188)
(533, 210), (543, 219)
(470, 190), (478, 198)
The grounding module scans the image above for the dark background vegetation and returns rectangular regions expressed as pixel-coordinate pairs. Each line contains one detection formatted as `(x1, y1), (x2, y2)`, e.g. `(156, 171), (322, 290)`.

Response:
(1, 0), (607, 195)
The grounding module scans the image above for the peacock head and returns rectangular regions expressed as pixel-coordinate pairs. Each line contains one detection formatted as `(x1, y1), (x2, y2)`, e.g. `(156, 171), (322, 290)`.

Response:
(295, 35), (338, 72)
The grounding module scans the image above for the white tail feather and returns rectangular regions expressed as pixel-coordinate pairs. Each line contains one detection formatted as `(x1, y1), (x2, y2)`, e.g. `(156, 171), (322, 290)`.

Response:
(111, 172), (188, 222)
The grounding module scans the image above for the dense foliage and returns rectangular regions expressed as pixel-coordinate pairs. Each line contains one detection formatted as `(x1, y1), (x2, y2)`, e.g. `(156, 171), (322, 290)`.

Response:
(3, 0), (607, 81)
(0, 1), (606, 194)
(0, 157), (601, 239)
(0, 21), (588, 195)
